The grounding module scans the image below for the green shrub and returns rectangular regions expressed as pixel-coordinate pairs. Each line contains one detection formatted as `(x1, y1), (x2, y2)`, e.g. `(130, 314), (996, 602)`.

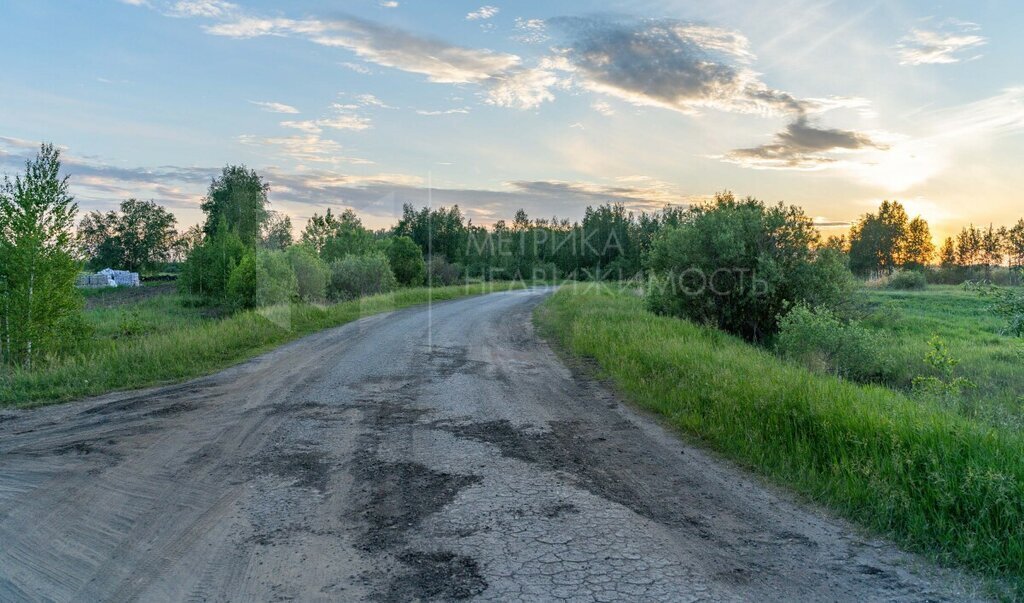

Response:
(328, 253), (398, 301)
(178, 224), (246, 300)
(384, 236), (425, 286)
(645, 193), (855, 341)
(886, 269), (928, 290)
(776, 304), (894, 383)
(226, 250), (297, 310)
(286, 245), (329, 302)
(428, 255), (464, 286)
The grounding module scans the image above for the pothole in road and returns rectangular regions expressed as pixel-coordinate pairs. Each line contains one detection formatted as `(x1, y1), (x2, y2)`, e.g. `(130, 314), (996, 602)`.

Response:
(257, 451), (331, 492)
(381, 551), (487, 602)
(350, 450), (482, 553)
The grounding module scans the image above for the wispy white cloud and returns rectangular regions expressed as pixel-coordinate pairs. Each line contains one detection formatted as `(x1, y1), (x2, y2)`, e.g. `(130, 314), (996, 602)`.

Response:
(591, 100), (615, 116)
(204, 15), (521, 84)
(897, 21), (986, 65)
(512, 17), (547, 44)
(466, 6), (499, 21)
(168, 0), (236, 18)
(280, 113), (372, 134)
(340, 61), (372, 74)
(354, 93), (392, 108)
(379, 1), (398, 7)
(415, 107), (470, 116)
(249, 100), (300, 114)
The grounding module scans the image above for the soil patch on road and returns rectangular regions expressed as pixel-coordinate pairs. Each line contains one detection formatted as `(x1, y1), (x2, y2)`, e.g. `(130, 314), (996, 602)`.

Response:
(382, 551), (487, 602)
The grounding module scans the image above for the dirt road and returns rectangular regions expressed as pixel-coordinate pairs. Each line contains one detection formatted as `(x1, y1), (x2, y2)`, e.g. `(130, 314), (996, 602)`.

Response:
(0, 289), (982, 601)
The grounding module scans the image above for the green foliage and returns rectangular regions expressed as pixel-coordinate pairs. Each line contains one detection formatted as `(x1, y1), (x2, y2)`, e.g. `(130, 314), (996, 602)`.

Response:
(384, 235), (425, 286)
(427, 255), (464, 286)
(311, 208), (375, 262)
(645, 192), (855, 341)
(776, 304), (894, 383)
(225, 252), (258, 309)
(328, 253), (398, 301)
(0, 143), (85, 369)
(886, 269), (928, 290)
(226, 250), (297, 310)
(225, 250), (298, 310)
(200, 165), (270, 248)
(848, 200), (909, 276)
(393, 204), (468, 264)
(965, 282), (1024, 337)
(912, 336), (976, 405)
(538, 285), (1024, 589)
(261, 211), (293, 251)
(286, 245), (329, 302)
(178, 222), (246, 300)
(77, 198), (177, 273)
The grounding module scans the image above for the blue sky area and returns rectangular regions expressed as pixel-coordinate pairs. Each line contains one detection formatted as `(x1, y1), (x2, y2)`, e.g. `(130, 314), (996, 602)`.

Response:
(2, 0), (1022, 238)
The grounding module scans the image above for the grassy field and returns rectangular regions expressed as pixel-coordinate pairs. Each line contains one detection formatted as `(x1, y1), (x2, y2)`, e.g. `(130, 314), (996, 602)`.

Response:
(859, 285), (1024, 428)
(535, 283), (1023, 593)
(0, 281), (528, 407)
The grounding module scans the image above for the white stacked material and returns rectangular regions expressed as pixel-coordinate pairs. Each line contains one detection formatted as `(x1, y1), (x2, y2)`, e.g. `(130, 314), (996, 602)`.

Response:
(76, 273), (116, 288)
(98, 268), (141, 287)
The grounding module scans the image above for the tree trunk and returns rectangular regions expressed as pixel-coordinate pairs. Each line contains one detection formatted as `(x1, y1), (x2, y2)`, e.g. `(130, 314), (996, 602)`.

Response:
(25, 260), (34, 372)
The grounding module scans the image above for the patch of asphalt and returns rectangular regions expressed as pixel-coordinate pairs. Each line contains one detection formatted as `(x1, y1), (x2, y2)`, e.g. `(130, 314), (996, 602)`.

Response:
(0, 287), (993, 601)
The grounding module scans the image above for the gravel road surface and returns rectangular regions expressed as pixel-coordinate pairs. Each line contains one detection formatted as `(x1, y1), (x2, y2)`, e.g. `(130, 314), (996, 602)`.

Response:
(0, 288), (983, 601)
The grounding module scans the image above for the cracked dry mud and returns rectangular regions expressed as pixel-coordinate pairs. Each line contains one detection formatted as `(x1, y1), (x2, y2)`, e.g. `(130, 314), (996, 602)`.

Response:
(0, 288), (988, 601)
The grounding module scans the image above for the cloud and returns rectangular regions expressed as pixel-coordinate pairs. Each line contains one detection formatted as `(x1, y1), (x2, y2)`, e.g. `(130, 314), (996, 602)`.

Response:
(168, 0), (236, 18)
(1, 136), (702, 228)
(415, 108), (470, 115)
(512, 17), (548, 44)
(279, 115), (371, 134)
(204, 15), (521, 84)
(340, 61), (372, 74)
(897, 21), (986, 65)
(591, 100), (615, 116)
(466, 6), (499, 21)
(354, 93), (392, 108)
(379, 1), (398, 7)
(249, 100), (300, 114)
(507, 177), (697, 212)
(721, 116), (888, 170)
(484, 62), (559, 109)
(238, 133), (368, 164)
(550, 16), (805, 116)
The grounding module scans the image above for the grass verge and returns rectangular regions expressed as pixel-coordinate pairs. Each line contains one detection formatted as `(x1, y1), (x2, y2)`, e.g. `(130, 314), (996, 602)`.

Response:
(1, 282), (527, 408)
(535, 284), (1023, 593)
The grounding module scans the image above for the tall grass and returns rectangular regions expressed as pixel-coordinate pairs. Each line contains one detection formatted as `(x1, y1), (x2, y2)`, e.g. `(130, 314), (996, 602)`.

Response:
(536, 284), (1023, 591)
(1, 282), (526, 407)
(859, 286), (1024, 428)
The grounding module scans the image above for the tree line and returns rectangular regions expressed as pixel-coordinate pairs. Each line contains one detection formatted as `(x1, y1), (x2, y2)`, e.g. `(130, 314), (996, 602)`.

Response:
(836, 200), (1024, 281)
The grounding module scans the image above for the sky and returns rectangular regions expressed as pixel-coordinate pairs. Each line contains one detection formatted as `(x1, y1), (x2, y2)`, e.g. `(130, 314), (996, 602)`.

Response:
(1, 0), (1022, 241)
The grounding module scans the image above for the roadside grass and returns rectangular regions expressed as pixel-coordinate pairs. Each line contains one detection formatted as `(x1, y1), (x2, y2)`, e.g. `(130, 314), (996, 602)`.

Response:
(858, 285), (1024, 427)
(1, 281), (529, 407)
(535, 284), (1023, 593)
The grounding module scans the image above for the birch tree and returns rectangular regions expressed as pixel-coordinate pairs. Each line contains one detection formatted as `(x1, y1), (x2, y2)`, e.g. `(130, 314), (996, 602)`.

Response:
(0, 144), (83, 369)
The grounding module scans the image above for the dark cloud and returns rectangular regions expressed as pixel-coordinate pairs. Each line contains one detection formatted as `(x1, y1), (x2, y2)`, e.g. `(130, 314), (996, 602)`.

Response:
(722, 116), (887, 169)
(550, 16), (802, 115)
